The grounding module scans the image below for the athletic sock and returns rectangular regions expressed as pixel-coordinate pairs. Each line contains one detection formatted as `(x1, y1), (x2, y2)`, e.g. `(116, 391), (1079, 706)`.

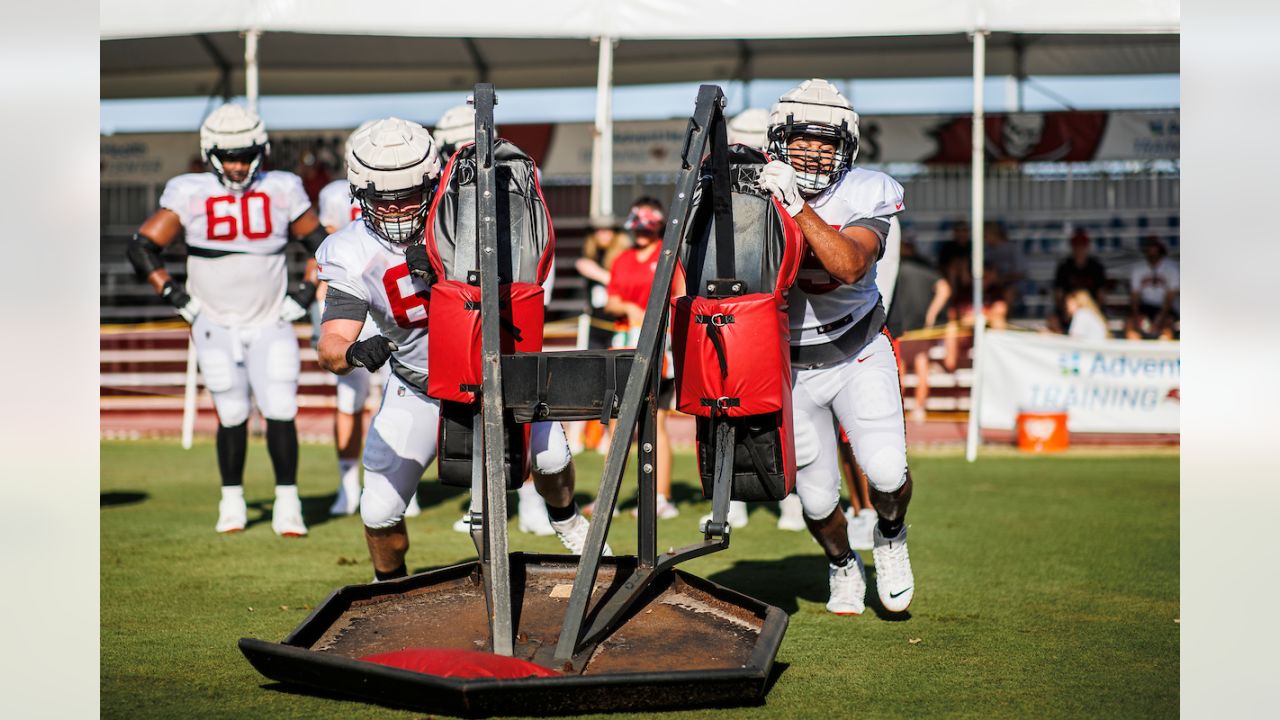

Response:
(878, 517), (905, 539)
(221, 485), (245, 501)
(546, 501), (578, 523)
(266, 418), (299, 487)
(374, 563), (408, 582)
(216, 421), (248, 487)
(828, 549), (856, 568)
(338, 458), (359, 481)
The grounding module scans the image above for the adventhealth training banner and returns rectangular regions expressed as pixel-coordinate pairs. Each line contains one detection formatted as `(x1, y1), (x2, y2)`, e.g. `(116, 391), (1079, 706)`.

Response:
(978, 330), (1180, 434)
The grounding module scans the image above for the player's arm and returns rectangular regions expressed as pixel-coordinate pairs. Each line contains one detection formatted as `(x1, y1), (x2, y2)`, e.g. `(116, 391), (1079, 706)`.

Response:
(317, 287), (396, 375)
(281, 208), (326, 320)
(129, 208), (201, 322)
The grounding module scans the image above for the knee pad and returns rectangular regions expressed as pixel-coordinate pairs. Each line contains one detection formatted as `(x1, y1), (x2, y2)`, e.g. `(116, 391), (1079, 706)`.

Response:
(335, 372), (370, 415)
(795, 470), (840, 521)
(210, 391), (250, 427)
(335, 380), (359, 415)
(531, 422), (571, 475)
(261, 338), (300, 420)
(862, 445), (908, 493)
(360, 474), (407, 529)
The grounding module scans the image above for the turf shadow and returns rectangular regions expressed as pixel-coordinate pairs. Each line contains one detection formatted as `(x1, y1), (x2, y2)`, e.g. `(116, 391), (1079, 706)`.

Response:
(100, 491), (148, 507)
(706, 555), (830, 614)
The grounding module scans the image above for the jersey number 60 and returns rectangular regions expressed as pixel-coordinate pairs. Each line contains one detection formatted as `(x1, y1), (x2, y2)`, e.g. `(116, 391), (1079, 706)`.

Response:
(205, 192), (273, 241)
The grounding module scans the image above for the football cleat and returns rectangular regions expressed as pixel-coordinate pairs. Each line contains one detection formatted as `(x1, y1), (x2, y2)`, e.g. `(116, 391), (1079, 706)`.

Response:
(516, 485), (555, 536)
(550, 514), (612, 557)
(216, 494), (247, 534)
(873, 524), (914, 612)
(826, 553), (867, 615)
(271, 487), (308, 537)
(329, 478), (361, 517)
(776, 494), (806, 531)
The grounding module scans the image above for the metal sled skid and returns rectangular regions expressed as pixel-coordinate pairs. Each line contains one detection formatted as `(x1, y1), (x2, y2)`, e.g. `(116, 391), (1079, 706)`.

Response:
(239, 554), (787, 716)
(239, 84), (789, 716)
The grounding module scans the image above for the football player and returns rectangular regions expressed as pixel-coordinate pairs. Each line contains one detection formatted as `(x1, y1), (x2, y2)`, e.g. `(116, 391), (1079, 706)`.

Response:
(316, 122), (422, 519)
(315, 118), (606, 581)
(758, 79), (916, 614)
(128, 104), (324, 536)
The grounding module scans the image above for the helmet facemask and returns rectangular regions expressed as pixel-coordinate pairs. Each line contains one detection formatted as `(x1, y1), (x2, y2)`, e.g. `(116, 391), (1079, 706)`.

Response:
(355, 182), (434, 245)
(768, 120), (856, 197)
(207, 144), (267, 191)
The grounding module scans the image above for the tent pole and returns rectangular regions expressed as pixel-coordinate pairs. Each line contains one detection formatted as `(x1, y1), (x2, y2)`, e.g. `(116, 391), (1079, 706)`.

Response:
(590, 35), (615, 220)
(245, 29), (260, 113)
(966, 29), (987, 463)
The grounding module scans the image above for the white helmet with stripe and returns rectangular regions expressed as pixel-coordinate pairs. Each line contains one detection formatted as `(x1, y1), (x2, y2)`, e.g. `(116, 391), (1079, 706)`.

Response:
(199, 103), (269, 191)
(767, 79), (860, 196)
(346, 117), (442, 244)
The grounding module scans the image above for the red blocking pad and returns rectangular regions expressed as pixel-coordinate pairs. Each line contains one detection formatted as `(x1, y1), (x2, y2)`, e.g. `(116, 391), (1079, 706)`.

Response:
(359, 648), (561, 679)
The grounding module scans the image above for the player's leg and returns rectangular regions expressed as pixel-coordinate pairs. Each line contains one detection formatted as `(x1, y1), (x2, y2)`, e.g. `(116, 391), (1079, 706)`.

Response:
(245, 320), (306, 537)
(530, 421), (612, 556)
(192, 315), (253, 533)
(330, 368), (371, 516)
(361, 372), (441, 580)
(830, 333), (915, 612)
(792, 369), (865, 615)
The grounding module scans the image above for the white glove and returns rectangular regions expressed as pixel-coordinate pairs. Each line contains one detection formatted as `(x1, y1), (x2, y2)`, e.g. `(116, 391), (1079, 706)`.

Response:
(757, 160), (805, 217)
(177, 296), (202, 324)
(279, 295), (309, 323)
(161, 281), (201, 324)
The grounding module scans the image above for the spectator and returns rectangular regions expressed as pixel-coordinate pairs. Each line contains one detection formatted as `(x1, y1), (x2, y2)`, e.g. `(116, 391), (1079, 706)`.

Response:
(603, 197), (684, 520)
(945, 256), (1007, 330)
(575, 214), (631, 350)
(983, 221), (1026, 312)
(934, 219), (971, 271)
(886, 240), (951, 423)
(1064, 289), (1110, 341)
(1125, 236), (1179, 340)
(1049, 228), (1109, 333)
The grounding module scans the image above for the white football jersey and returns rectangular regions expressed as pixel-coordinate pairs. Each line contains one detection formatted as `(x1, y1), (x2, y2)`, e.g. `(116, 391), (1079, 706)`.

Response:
(788, 167), (905, 346)
(318, 179), (360, 232)
(159, 170), (312, 327)
(316, 221), (431, 376)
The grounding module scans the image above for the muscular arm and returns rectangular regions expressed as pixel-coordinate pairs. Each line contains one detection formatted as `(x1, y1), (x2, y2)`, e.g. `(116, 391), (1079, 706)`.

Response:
(318, 318), (366, 375)
(134, 208), (184, 294)
(793, 205), (880, 285)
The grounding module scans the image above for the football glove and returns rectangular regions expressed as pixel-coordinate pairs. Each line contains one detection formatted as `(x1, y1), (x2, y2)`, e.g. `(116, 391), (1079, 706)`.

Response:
(345, 336), (399, 371)
(280, 281), (318, 323)
(404, 243), (437, 284)
(161, 280), (201, 324)
(758, 161), (805, 217)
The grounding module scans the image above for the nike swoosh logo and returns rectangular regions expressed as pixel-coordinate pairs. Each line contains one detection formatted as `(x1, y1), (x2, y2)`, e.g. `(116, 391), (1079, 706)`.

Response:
(856, 355), (872, 363)
(889, 587), (913, 599)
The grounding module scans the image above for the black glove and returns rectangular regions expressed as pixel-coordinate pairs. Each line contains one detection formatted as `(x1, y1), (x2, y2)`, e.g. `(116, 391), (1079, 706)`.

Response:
(280, 280), (317, 322)
(161, 280), (200, 323)
(405, 244), (437, 283)
(345, 336), (399, 371)
(288, 280), (318, 307)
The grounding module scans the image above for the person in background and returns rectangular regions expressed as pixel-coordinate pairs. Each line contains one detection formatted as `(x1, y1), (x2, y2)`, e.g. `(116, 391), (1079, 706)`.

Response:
(572, 214), (631, 454)
(1048, 228), (1109, 333)
(886, 239), (951, 425)
(1125, 236), (1179, 340)
(1065, 289), (1110, 341)
(983, 221), (1026, 313)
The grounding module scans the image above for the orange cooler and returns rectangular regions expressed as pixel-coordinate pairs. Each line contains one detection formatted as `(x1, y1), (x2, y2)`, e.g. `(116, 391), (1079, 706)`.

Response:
(1015, 409), (1070, 453)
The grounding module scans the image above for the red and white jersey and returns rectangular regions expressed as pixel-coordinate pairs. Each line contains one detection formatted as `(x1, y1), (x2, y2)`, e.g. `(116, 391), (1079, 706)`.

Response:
(788, 167), (905, 346)
(318, 179), (360, 232)
(315, 221), (431, 375)
(159, 170), (311, 327)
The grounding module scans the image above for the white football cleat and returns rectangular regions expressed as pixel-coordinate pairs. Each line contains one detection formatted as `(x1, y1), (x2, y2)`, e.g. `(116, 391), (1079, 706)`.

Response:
(271, 486), (308, 537)
(826, 553), (867, 615)
(517, 483), (555, 536)
(776, 494), (806, 531)
(873, 524), (914, 612)
(550, 514), (613, 557)
(451, 513), (472, 533)
(848, 508), (877, 551)
(403, 492), (422, 518)
(216, 493), (247, 534)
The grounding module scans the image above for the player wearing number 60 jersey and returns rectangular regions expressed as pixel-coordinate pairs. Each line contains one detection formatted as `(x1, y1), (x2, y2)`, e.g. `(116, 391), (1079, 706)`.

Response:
(128, 103), (327, 538)
(316, 117), (605, 583)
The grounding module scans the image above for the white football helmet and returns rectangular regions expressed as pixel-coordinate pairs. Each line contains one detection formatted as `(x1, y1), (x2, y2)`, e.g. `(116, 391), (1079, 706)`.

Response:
(727, 108), (770, 151)
(767, 79), (860, 196)
(433, 104), (476, 160)
(346, 117), (442, 244)
(200, 104), (269, 191)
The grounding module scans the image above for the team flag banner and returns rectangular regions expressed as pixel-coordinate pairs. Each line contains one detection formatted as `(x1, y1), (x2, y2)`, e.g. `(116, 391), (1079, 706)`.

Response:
(977, 330), (1180, 434)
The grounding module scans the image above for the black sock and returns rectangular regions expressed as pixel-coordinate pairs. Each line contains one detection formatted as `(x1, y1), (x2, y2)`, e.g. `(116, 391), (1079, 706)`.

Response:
(374, 563), (407, 582)
(546, 500), (577, 523)
(216, 421), (248, 487)
(878, 517), (905, 539)
(828, 549), (856, 568)
(265, 419), (298, 487)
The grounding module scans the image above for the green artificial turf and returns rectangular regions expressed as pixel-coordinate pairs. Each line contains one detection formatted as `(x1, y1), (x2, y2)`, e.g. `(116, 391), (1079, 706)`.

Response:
(101, 440), (1178, 719)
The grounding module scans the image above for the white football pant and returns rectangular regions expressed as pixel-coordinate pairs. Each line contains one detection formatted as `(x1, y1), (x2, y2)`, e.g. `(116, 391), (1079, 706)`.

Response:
(191, 314), (300, 426)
